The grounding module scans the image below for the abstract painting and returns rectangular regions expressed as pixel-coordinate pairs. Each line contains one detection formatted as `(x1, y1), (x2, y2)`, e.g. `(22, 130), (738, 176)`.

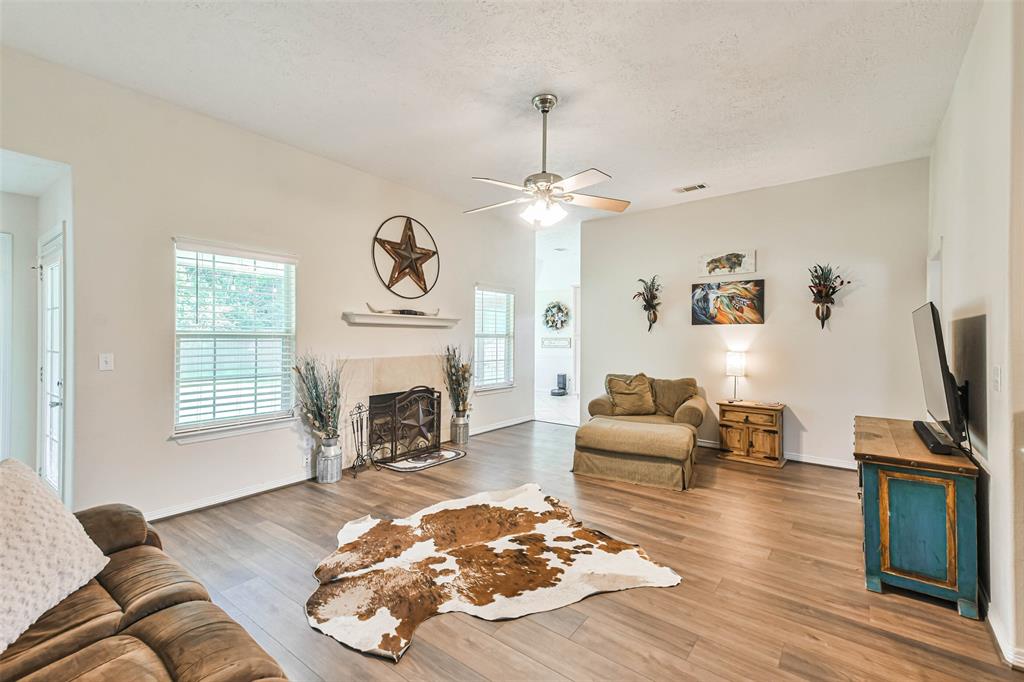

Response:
(698, 249), (756, 277)
(691, 279), (765, 325)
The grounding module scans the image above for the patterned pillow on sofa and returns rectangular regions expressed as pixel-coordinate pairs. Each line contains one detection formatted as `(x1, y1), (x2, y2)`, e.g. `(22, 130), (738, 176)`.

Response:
(606, 373), (657, 415)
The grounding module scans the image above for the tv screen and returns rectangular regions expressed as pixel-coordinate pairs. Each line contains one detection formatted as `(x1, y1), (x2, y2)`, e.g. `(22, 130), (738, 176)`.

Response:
(912, 302), (965, 444)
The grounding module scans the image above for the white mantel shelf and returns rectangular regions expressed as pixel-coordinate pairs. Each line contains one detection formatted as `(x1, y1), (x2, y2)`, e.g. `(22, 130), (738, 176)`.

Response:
(342, 311), (460, 328)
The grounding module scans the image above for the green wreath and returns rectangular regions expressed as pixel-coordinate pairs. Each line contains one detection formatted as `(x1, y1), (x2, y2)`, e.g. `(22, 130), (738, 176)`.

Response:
(543, 301), (571, 331)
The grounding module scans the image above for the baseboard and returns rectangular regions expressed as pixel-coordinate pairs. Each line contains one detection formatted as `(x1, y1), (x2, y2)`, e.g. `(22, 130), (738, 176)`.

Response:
(784, 451), (857, 470)
(470, 415), (534, 436)
(695, 438), (856, 470)
(986, 606), (1024, 669)
(146, 471), (311, 521)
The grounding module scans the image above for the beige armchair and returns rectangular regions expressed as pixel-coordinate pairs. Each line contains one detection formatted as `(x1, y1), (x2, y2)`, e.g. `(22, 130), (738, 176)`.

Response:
(574, 375), (707, 491)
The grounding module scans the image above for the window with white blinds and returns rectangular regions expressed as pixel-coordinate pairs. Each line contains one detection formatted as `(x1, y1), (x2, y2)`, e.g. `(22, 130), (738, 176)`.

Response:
(174, 241), (296, 434)
(474, 286), (515, 390)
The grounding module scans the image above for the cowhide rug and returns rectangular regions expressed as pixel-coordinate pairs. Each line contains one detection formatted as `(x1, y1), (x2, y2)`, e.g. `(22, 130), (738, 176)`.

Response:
(305, 483), (680, 661)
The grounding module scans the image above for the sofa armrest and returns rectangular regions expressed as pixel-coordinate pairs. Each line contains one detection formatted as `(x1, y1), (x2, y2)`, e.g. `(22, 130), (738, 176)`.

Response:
(75, 503), (150, 555)
(144, 523), (163, 550)
(588, 394), (614, 417)
(673, 394), (708, 428)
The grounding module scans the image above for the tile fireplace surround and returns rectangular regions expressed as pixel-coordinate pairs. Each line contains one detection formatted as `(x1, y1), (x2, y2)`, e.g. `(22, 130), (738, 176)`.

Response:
(339, 355), (450, 468)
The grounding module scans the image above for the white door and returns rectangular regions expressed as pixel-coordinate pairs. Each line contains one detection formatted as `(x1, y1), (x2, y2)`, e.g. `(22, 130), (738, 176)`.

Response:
(38, 235), (63, 495)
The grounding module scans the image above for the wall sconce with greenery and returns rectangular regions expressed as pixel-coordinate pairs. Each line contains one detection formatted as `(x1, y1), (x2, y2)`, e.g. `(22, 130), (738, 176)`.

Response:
(633, 275), (662, 332)
(808, 264), (851, 329)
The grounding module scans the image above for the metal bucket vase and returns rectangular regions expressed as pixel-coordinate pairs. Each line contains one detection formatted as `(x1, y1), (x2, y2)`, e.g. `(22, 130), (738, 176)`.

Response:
(317, 437), (343, 484)
(451, 413), (470, 446)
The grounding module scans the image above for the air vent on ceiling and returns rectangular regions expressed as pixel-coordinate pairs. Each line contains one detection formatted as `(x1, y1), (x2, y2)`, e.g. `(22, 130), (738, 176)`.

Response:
(674, 183), (707, 193)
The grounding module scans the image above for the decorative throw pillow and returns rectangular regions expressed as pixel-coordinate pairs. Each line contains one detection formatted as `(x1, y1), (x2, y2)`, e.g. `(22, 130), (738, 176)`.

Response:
(0, 459), (108, 654)
(651, 377), (699, 416)
(606, 373), (657, 415)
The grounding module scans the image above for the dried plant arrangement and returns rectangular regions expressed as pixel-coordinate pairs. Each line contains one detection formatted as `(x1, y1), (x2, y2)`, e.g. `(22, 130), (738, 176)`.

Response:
(808, 264), (852, 329)
(442, 345), (473, 416)
(633, 275), (663, 332)
(293, 354), (344, 440)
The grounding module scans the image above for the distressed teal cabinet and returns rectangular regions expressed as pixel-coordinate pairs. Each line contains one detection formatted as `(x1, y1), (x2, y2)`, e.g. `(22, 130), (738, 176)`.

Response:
(854, 417), (979, 619)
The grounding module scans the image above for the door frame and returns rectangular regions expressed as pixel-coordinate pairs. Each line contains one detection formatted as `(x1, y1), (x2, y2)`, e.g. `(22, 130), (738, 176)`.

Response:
(0, 233), (11, 460)
(37, 222), (73, 506)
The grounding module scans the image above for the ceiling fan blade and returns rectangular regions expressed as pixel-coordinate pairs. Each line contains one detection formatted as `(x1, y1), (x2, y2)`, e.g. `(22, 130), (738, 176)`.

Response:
(472, 177), (527, 192)
(463, 197), (530, 214)
(563, 192), (631, 213)
(554, 168), (611, 194)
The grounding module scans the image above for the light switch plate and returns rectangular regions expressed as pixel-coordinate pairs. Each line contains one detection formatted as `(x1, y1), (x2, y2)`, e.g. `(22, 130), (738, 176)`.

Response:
(992, 365), (1001, 393)
(98, 353), (114, 371)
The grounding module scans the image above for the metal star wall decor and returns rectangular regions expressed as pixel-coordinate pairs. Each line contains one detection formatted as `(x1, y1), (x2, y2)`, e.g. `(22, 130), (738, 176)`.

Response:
(372, 216), (440, 299)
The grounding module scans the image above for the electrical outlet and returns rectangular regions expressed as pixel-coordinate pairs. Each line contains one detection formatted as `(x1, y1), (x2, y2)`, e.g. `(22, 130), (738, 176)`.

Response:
(98, 353), (114, 371)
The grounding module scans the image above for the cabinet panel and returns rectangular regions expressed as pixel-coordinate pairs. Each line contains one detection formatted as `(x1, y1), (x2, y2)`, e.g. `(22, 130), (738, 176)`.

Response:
(720, 424), (747, 455)
(880, 470), (956, 588)
(749, 429), (779, 460)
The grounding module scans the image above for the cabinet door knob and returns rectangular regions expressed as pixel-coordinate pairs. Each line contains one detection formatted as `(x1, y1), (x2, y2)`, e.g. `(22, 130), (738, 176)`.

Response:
(743, 415), (750, 422)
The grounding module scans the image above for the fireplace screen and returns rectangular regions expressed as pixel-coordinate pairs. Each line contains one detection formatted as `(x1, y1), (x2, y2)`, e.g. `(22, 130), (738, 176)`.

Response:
(366, 386), (441, 463)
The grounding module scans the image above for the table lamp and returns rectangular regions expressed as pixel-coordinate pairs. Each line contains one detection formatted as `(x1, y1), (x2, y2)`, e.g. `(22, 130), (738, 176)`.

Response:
(725, 351), (746, 401)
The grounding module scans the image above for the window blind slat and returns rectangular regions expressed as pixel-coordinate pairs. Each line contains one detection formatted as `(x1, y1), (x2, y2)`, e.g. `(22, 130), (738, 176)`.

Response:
(174, 245), (296, 432)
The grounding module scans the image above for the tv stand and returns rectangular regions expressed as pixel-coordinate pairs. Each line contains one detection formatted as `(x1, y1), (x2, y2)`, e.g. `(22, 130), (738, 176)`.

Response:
(912, 420), (954, 455)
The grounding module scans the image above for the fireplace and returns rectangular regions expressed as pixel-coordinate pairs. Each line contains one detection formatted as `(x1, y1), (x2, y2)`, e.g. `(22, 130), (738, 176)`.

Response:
(366, 385), (441, 463)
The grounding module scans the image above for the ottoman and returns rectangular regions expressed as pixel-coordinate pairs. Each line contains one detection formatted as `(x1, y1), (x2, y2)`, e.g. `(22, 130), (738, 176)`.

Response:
(573, 416), (696, 491)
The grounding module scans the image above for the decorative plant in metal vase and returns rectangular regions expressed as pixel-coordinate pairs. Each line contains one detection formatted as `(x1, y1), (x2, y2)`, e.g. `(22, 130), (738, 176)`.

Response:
(441, 345), (473, 446)
(293, 354), (344, 483)
(808, 264), (851, 329)
(633, 275), (662, 332)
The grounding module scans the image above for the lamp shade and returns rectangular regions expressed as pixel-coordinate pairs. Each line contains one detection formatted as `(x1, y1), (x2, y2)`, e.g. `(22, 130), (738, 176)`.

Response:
(725, 351), (746, 377)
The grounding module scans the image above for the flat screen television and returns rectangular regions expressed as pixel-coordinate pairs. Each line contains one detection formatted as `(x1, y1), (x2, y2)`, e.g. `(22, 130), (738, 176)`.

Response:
(911, 302), (967, 453)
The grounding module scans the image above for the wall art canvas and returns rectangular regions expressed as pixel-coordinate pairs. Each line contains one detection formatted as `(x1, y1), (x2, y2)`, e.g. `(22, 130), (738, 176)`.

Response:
(691, 279), (765, 325)
(699, 249), (756, 277)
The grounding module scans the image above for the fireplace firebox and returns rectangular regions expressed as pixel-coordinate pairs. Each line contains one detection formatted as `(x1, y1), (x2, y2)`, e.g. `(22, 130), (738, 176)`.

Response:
(366, 385), (442, 464)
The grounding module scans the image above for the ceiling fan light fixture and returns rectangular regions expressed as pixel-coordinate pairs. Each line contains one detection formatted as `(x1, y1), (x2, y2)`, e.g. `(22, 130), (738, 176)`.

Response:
(520, 198), (567, 227)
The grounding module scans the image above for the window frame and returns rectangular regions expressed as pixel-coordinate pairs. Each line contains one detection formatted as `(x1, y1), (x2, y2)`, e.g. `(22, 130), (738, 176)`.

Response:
(170, 238), (298, 440)
(473, 284), (516, 392)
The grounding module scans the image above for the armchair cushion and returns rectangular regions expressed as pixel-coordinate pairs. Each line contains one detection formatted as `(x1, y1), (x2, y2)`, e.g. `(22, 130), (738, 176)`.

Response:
(75, 505), (150, 556)
(674, 394), (708, 427)
(588, 395), (614, 417)
(606, 373), (656, 415)
(651, 377), (698, 416)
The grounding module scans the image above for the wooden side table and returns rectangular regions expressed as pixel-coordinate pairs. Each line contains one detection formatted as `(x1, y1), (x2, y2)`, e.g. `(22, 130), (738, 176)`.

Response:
(716, 400), (785, 468)
(854, 416), (979, 618)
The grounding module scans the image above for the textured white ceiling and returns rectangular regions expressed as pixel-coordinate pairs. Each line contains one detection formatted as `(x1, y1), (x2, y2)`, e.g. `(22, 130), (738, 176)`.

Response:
(0, 1), (979, 216)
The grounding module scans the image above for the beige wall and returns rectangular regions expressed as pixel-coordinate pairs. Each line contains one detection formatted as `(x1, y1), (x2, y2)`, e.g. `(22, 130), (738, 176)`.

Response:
(0, 49), (535, 518)
(929, 0), (1019, 664)
(1, 191), (38, 466)
(1013, 0), (1024, 662)
(581, 160), (929, 469)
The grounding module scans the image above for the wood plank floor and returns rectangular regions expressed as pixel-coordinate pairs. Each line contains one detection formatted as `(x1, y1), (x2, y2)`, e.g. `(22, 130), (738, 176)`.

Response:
(155, 422), (1020, 681)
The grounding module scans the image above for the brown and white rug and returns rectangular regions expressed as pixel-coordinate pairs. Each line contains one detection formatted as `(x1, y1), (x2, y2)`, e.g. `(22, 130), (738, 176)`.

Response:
(305, 483), (680, 660)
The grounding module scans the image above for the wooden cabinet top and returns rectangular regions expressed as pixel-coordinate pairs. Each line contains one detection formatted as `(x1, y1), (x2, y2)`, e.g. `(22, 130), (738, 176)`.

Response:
(853, 416), (978, 476)
(717, 400), (785, 412)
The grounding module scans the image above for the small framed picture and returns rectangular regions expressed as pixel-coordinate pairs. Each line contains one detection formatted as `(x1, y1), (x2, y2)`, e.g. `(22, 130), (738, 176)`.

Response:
(698, 249), (756, 277)
(541, 337), (571, 349)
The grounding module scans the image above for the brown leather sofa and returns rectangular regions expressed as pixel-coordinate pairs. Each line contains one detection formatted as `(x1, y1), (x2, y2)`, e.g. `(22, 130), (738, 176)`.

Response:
(0, 504), (286, 681)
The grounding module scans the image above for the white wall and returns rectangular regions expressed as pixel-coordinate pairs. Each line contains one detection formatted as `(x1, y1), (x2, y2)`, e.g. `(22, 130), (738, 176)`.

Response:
(0, 48), (535, 517)
(535, 223), (580, 394)
(581, 160), (928, 469)
(0, 191), (38, 465)
(929, 0), (1020, 665)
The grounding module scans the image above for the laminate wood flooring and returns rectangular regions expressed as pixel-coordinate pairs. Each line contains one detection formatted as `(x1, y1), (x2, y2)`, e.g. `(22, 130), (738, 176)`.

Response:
(154, 421), (1020, 681)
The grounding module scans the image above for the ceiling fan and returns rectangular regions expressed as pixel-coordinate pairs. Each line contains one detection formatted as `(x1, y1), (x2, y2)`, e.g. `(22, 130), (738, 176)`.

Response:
(465, 94), (630, 226)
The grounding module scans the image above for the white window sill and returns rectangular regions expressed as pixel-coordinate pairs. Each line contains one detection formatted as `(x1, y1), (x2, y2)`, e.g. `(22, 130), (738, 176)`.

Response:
(474, 384), (516, 395)
(169, 416), (298, 444)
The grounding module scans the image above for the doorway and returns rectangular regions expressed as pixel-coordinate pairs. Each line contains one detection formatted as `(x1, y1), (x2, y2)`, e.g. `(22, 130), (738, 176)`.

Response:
(534, 223), (581, 426)
(0, 149), (74, 506)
